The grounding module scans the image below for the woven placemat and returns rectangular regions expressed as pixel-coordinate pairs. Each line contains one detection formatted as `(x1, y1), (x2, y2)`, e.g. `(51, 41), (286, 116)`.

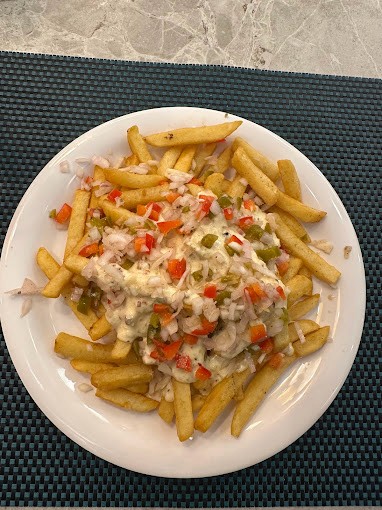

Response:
(0, 51), (381, 507)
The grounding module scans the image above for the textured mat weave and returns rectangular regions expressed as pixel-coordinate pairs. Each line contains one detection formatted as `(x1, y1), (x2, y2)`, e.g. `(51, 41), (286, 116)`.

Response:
(0, 52), (381, 507)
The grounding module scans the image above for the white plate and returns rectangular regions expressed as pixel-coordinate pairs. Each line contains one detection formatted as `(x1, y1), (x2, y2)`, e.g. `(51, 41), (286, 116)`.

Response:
(0, 107), (365, 478)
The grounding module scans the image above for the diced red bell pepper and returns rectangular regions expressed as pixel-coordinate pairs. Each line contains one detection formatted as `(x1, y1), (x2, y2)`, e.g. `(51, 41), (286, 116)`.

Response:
(150, 349), (162, 361)
(216, 138), (226, 143)
(204, 284), (217, 299)
(55, 203), (72, 224)
(134, 237), (147, 253)
(167, 258), (186, 279)
(166, 192), (181, 204)
(189, 177), (202, 186)
(107, 188), (122, 203)
(259, 337), (274, 354)
(195, 365), (212, 381)
(145, 233), (156, 252)
(223, 207), (233, 220)
(269, 352), (284, 369)
(157, 219), (183, 235)
(182, 334), (198, 345)
(237, 216), (254, 230)
(250, 323), (267, 343)
(276, 259), (289, 276)
(276, 285), (286, 300)
(162, 340), (182, 361)
(160, 311), (173, 326)
(153, 303), (171, 314)
(197, 195), (215, 220)
(148, 202), (162, 221)
(227, 234), (243, 246)
(136, 204), (146, 216)
(191, 316), (217, 336)
(79, 242), (99, 257)
(243, 199), (256, 211)
(175, 354), (192, 372)
(245, 283), (267, 303)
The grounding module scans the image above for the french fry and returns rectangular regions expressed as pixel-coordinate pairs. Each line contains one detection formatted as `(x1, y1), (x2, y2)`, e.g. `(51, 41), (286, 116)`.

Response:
(64, 190), (90, 259)
(278, 160), (302, 201)
(71, 274), (89, 287)
(61, 287), (98, 330)
(232, 328), (328, 438)
(36, 248), (97, 330)
(124, 383), (149, 394)
(111, 339), (132, 361)
(214, 145), (232, 174)
(98, 197), (137, 225)
(120, 184), (170, 210)
(288, 294), (320, 321)
(287, 274), (313, 305)
(55, 332), (120, 363)
(89, 314), (112, 341)
(174, 145), (197, 172)
(204, 173), (226, 197)
(123, 154), (139, 167)
(172, 379), (194, 442)
(42, 234), (90, 298)
(232, 137), (279, 181)
(273, 323), (290, 353)
(96, 388), (158, 412)
(227, 175), (246, 198)
(193, 143), (217, 177)
(144, 121), (242, 147)
(36, 247), (60, 279)
(187, 183), (203, 197)
(293, 326), (329, 357)
(281, 256), (303, 284)
(127, 125), (153, 163)
(103, 168), (165, 189)
(231, 355), (297, 437)
(287, 320), (320, 343)
(158, 398), (175, 424)
(64, 254), (89, 275)
(192, 394), (206, 413)
(269, 206), (310, 242)
(232, 147), (279, 206)
(274, 214), (341, 284)
(298, 266), (312, 278)
(71, 359), (117, 374)
(157, 147), (183, 176)
(91, 364), (153, 390)
(276, 191), (326, 223)
(194, 369), (250, 433)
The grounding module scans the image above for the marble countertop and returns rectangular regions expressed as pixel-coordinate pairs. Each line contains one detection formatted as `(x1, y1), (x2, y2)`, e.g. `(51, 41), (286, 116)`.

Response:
(0, 0), (381, 78)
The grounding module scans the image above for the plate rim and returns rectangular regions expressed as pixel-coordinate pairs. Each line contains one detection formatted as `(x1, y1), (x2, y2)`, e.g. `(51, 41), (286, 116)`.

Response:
(0, 106), (366, 477)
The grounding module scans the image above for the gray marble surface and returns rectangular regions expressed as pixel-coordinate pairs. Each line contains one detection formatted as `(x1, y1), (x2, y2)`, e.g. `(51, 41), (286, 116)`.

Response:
(0, 0), (381, 78)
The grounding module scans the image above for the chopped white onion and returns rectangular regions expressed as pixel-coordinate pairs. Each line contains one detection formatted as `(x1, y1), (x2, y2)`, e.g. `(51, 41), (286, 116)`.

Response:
(59, 160), (70, 173)
(7, 277), (42, 296)
(245, 350), (256, 373)
(92, 155), (110, 168)
(70, 286), (84, 303)
(77, 383), (93, 393)
(20, 297), (33, 317)
(311, 239), (333, 254)
(294, 321), (306, 344)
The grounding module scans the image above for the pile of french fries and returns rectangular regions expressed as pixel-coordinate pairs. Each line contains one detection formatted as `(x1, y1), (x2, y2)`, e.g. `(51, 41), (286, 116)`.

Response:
(36, 119), (340, 442)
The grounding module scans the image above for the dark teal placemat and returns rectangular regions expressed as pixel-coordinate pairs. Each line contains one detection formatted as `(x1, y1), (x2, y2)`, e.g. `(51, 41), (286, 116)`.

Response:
(0, 51), (381, 506)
